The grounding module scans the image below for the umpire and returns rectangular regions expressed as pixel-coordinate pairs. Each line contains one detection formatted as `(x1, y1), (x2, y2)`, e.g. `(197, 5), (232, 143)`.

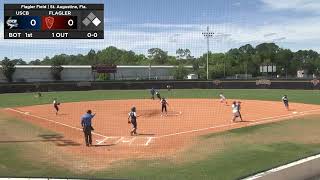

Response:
(81, 110), (95, 147)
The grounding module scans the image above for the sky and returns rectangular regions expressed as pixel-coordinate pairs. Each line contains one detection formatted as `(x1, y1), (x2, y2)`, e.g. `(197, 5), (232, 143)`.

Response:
(0, 0), (320, 61)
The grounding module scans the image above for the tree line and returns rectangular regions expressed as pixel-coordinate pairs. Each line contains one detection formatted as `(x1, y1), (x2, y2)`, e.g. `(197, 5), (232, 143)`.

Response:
(1, 43), (320, 81)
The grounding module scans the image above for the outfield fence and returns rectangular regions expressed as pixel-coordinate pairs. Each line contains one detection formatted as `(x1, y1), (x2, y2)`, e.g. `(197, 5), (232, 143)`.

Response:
(1, 79), (320, 93)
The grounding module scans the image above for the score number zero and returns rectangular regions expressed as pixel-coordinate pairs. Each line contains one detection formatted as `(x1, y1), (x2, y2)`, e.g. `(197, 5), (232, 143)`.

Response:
(87, 32), (98, 38)
(24, 18), (75, 38)
(28, 19), (74, 27)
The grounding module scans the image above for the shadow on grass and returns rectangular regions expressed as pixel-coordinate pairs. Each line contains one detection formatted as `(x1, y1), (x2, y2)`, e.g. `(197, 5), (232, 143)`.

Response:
(38, 134), (81, 146)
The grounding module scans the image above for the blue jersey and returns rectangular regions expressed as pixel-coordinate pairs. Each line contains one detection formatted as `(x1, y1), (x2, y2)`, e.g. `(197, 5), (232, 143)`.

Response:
(81, 113), (95, 127)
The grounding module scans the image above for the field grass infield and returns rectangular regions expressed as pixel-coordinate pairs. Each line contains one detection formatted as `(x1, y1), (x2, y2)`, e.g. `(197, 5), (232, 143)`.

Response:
(1, 89), (320, 179)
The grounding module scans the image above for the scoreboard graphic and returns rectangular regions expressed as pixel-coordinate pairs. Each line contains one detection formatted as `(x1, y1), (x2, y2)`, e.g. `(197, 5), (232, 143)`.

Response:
(4, 4), (104, 39)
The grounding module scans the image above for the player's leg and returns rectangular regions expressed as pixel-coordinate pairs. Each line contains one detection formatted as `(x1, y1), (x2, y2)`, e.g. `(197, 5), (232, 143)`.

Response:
(164, 105), (167, 115)
(88, 130), (92, 146)
(130, 122), (135, 135)
(238, 111), (243, 121)
(161, 105), (164, 116)
(132, 122), (137, 135)
(54, 105), (59, 115)
(134, 122), (137, 134)
(284, 101), (288, 110)
(84, 128), (89, 146)
(232, 113), (236, 122)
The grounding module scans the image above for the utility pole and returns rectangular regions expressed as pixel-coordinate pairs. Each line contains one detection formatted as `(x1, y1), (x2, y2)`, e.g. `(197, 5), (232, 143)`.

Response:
(202, 26), (214, 80)
(148, 62), (151, 80)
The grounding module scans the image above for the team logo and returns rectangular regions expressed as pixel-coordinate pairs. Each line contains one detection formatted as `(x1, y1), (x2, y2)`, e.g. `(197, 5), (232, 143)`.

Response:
(6, 17), (18, 29)
(45, 16), (54, 29)
(213, 80), (221, 85)
(256, 79), (271, 85)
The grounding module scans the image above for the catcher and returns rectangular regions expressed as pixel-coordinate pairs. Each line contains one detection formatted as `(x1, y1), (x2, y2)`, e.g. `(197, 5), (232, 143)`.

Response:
(128, 106), (139, 136)
(53, 98), (61, 115)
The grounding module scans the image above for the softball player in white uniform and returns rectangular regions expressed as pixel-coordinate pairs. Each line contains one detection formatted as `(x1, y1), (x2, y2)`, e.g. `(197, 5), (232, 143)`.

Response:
(219, 93), (227, 104)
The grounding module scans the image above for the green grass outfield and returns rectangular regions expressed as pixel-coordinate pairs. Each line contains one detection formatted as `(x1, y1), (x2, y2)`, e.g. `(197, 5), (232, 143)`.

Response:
(1, 89), (320, 179)
(2, 113), (320, 180)
(0, 89), (320, 107)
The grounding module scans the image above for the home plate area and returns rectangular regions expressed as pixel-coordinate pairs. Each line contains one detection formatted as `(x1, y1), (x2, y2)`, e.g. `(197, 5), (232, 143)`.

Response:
(95, 136), (154, 146)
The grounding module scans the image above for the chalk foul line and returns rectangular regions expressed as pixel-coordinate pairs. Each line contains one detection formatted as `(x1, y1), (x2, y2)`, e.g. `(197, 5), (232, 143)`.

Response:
(5, 108), (107, 139)
(5, 108), (320, 145)
(155, 108), (320, 139)
(6, 108), (154, 146)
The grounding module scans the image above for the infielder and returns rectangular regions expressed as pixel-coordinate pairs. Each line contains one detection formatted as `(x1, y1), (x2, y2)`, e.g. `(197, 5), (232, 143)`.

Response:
(53, 98), (60, 115)
(231, 101), (242, 122)
(160, 97), (169, 116)
(156, 91), (161, 100)
(236, 101), (243, 121)
(219, 93), (227, 105)
(282, 95), (289, 110)
(150, 88), (156, 100)
(128, 106), (138, 136)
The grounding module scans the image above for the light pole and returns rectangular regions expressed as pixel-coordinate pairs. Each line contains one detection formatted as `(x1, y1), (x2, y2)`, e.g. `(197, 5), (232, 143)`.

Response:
(148, 62), (151, 80)
(202, 26), (214, 80)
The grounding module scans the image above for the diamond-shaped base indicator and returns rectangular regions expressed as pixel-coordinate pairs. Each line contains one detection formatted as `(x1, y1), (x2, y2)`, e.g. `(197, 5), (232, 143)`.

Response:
(92, 17), (101, 26)
(87, 12), (96, 21)
(82, 18), (91, 26)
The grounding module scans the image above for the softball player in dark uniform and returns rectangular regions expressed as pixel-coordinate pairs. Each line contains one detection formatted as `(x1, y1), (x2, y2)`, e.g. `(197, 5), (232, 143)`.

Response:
(282, 95), (289, 110)
(53, 98), (60, 115)
(128, 107), (138, 136)
(156, 91), (161, 100)
(232, 101), (241, 122)
(150, 88), (155, 100)
(236, 101), (243, 121)
(160, 97), (169, 116)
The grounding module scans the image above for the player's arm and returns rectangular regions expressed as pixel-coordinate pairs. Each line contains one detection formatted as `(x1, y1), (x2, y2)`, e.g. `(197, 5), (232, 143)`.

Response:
(127, 114), (131, 123)
(81, 118), (84, 128)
